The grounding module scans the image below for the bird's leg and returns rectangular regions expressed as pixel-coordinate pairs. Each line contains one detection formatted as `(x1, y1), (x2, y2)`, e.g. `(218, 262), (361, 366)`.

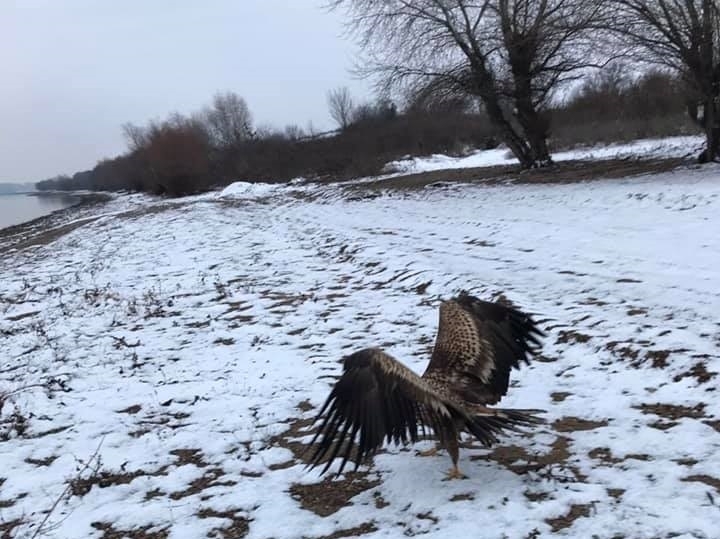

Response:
(444, 437), (467, 480)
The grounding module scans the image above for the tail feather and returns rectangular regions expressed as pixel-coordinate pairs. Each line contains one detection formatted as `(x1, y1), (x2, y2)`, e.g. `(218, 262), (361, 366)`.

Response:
(464, 408), (545, 447)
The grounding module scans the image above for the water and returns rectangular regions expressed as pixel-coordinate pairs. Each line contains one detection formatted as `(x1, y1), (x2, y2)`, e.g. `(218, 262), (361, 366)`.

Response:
(0, 193), (79, 229)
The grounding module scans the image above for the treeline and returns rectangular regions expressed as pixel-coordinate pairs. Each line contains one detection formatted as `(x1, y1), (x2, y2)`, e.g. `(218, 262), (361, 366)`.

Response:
(37, 69), (697, 196)
(36, 93), (496, 196)
(551, 68), (696, 147)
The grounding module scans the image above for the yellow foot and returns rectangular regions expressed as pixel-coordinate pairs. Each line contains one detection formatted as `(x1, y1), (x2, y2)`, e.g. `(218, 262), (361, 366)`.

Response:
(443, 466), (467, 480)
(417, 447), (439, 457)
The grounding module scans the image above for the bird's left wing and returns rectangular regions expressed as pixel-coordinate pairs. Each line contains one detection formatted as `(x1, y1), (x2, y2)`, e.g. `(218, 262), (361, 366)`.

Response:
(422, 292), (544, 405)
(307, 347), (457, 475)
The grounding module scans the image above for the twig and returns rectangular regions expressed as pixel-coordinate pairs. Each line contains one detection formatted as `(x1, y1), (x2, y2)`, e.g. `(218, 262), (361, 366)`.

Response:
(29, 437), (105, 539)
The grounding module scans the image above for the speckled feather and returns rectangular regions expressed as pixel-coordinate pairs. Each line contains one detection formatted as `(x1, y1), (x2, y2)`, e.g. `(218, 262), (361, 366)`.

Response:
(424, 291), (544, 405)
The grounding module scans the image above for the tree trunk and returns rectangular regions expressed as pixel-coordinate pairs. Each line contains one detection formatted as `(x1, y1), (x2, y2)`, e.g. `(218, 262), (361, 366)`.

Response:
(517, 106), (552, 167)
(479, 91), (538, 168)
(704, 97), (718, 162)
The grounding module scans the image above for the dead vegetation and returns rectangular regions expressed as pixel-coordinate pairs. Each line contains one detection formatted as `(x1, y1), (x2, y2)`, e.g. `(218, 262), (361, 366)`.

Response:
(635, 402), (707, 421)
(474, 435), (587, 482)
(196, 507), (251, 539)
(545, 503), (592, 532)
(289, 473), (380, 517)
(90, 522), (170, 539)
(552, 416), (609, 432)
(360, 156), (689, 192)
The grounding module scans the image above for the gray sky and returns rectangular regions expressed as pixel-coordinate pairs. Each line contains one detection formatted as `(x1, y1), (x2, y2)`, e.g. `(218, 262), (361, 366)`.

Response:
(0, 0), (373, 182)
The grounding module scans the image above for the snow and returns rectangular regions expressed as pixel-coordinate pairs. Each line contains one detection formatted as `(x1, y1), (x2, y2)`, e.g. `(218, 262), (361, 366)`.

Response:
(386, 135), (705, 174)
(1, 160), (719, 538)
(219, 181), (284, 199)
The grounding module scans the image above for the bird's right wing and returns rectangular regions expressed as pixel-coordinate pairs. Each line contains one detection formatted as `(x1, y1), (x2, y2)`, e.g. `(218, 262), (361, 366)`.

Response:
(307, 348), (458, 475)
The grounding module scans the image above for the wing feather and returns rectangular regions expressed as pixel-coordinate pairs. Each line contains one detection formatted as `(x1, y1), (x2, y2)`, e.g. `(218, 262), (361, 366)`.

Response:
(307, 348), (456, 474)
(423, 292), (544, 405)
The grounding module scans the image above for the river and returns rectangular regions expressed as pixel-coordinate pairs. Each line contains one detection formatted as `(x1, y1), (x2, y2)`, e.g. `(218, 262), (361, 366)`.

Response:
(0, 193), (80, 229)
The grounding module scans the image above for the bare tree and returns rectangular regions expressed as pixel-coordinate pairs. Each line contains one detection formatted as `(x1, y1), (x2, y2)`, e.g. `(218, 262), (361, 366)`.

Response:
(284, 124), (306, 140)
(607, 0), (720, 161)
(203, 91), (253, 148)
(121, 122), (148, 152)
(327, 86), (355, 129)
(330, 0), (604, 168)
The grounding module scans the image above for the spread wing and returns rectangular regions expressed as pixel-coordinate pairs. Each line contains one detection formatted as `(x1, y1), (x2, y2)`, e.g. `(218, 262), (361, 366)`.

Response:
(422, 292), (544, 405)
(307, 348), (459, 475)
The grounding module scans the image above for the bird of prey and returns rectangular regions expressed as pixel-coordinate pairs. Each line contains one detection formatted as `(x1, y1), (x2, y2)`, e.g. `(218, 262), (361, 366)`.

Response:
(307, 291), (545, 479)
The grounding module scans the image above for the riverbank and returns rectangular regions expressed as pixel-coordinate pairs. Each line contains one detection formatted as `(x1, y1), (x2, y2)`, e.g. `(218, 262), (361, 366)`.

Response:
(1, 162), (718, 539)
(0, 192), (113, 253)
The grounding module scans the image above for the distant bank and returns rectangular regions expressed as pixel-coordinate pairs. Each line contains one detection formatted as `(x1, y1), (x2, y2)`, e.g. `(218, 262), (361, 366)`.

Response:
(0, 192), (80, 229)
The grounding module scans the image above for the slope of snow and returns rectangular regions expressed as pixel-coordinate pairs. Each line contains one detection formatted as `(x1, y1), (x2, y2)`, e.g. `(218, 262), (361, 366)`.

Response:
(1, 165), (719, 539)
(386, 135), (705, 174)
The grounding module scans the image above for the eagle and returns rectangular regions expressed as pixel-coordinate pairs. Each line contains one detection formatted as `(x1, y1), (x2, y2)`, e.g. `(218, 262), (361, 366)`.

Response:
(307, 292), (545, 479)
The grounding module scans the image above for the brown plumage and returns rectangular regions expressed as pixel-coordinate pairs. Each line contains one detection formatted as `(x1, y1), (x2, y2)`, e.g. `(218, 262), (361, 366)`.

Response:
(307, 291), (545, 478)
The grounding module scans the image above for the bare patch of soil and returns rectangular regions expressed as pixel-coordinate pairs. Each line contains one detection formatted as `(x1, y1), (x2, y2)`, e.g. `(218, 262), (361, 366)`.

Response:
(289, 472), (380, 517)
(545, 503), (592, 532)
(197, 507), (250, 539)
(636, 402), (706, 421)
(70, 468), (167, 497)
(476, 436), (586, 482)
(366, 157), (688, 191)
(169, 467), (236, 500)
(674, 362), (717, 384)
(553, 416), (609, 432)
(90, 522), (169, 539)
(24, 455), (57, 467)
(555, 330), (591, 345)
(681, 475), (720, 493)
(588, 447), (651, 465)
(314, 522), (378, 539)
(0, 518), (23, 539)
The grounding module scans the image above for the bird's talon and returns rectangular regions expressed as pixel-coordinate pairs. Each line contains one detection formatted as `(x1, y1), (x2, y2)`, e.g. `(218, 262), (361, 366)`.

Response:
(444, 467), (467, 480)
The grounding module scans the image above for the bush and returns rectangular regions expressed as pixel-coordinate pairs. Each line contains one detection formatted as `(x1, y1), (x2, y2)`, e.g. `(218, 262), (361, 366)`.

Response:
(550, 68), (698, 148)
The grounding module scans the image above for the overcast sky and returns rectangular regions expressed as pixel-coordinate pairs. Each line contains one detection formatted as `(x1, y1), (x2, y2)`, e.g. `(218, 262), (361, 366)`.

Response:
(0, 0), (373, 182)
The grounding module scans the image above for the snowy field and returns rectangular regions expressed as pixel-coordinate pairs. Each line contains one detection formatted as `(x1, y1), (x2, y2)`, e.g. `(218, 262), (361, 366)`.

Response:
(1, 163), (719, 538)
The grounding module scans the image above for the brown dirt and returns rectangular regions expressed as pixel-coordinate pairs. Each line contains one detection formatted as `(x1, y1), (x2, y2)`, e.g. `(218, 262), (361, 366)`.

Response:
(0, 518), (23, 539)
(682, 475), (720, 493)
(635, 403), (707, 420)
(552, 416), (609, 432)
(314, 522), (378, 539)
(24, 455), (57, 467)
(545, 503), (592, 532)
(289, 472), (380, 517)
(169, 467), (236, 500)
(475, 435), (587, 482)
(90, 522), (170, 539)
(71, 468), (167, 497)
(588, 447), (651, 465)
(196, 507), (250, 539)
(362, 156), (688, 191)
(555, 330), (591, 345)
(674, 362), (717, 384)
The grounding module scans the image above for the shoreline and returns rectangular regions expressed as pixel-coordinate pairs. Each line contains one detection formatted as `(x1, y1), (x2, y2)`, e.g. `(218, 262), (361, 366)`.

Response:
(0, 192), (112, 253)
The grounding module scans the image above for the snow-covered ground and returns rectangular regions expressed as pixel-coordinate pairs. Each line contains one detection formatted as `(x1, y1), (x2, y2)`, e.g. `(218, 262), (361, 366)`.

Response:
(1, 164), (719, 538)
(385, 135), (705, 174)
